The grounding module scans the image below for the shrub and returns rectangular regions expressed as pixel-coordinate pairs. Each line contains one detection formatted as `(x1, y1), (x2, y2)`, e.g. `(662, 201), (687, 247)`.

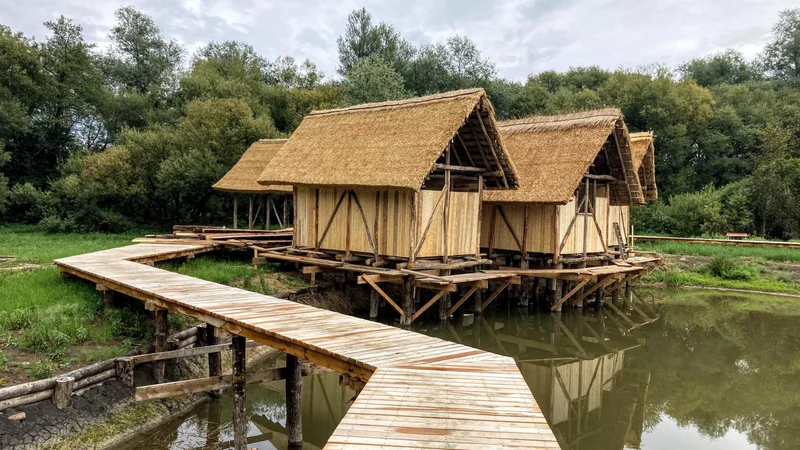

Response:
(0, 307), (35, 330)
(27, 360), (54, 379)
(706, 255), (757, 280)
(6, 183), (58, 224)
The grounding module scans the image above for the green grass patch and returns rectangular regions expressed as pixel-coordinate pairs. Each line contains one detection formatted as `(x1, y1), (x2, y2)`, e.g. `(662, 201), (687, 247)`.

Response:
(643, 265), (800, 294)
(637, 240), (800, 262)
(0, 223), (158, 265)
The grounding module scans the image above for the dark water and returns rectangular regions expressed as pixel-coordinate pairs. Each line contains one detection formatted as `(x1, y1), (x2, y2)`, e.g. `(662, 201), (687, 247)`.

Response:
(116, 288), (800, 450)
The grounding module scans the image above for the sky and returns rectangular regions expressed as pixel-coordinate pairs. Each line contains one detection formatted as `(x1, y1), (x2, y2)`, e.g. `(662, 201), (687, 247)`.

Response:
(0, 0), (794, 81)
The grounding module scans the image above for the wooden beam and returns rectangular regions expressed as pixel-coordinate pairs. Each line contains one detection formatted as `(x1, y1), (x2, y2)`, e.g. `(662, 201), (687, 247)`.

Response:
(559, 195), (586, 253)
(487, 204), (498, 256)
(232, 336), (246, 450)
(286, 354), (303, 447)
(588, 199), (609, 254)
(410, 290), (449, 323)
(475, 175), (483, 258)
(447, 284), (481, 317)
(351, 190), (378, 259)
(572, 276), (616, 307)
(552, 313), (588, 359)
(550, 278), (590, 311)
(443, 144), (451, 262)
(481, 281), (513, 310)
(583, 173), (617, 181)
(362, 276), (405, 317)
(496, 205), (524, 253)
(130, 343), (232, 365)
(315, 190), (347, 250)
(345, 190), (353, 258)
(434, 163), (485, 173)
(476, 113), (508, 188)
(413, 184), (447, 259)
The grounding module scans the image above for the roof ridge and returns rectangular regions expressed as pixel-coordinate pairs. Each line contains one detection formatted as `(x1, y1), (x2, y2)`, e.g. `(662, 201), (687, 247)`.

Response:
(308, 88), (486, 117)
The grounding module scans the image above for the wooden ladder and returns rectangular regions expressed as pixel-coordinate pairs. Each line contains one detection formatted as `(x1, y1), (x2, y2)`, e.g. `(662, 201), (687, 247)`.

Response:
(614, 222), (628, 259)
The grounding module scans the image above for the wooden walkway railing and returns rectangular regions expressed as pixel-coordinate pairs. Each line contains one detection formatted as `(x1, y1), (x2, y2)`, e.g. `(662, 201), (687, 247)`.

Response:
(54, 244), (559, 449)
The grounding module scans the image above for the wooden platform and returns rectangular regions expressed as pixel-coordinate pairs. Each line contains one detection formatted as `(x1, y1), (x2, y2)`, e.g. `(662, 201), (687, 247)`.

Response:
(54, 244), (559, 449)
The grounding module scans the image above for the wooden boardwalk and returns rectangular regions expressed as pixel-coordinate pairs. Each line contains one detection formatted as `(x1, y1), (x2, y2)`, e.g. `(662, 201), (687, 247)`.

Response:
(55, 244), (559, 449)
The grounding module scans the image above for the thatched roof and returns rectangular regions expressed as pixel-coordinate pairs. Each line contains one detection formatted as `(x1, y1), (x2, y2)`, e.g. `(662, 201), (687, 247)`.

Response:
(630, 131), (657, 201)
(213, 139), (293, 194)
(484, 108), (645, 205)
(257, 89), (518, 191)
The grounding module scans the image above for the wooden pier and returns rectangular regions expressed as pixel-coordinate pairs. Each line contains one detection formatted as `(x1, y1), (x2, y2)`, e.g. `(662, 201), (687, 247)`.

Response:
(54, 243), (559, 449)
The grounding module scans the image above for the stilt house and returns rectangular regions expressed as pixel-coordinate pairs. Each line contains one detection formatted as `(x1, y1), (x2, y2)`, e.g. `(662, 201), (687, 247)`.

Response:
(481, 108), (646, 267)
(213, 139), (293, 229)
(257, 89), (518, 264)
(629, 131), (657, 201)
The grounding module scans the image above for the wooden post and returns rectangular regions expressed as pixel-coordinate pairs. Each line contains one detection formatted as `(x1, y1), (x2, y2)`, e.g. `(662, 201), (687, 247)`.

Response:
(53, 376), (74, 410)
(583, 178), (590, 258)
(596, 261), (609, 305)
(266, 194), (272, 230)
(116, 357), (134, 387)
(153, 309), (168, 383)
(248, 196), (254, 230)
(401, 276), (415, 326)
(369, 289), (380, 319)
(232, 336), (247, 450)
(103, 289), (115, 309)
(476, 175), (483, 258)
(438, 270), (451, 321)
(443, 144), (451, 262)
(345, 191), (353, 258)
(233, 195), (238, 229)
(206, 324), (222, 398)
(409, 191), (418, 264)
(286, 354), (303, 448)
(283, 195), (290, 230)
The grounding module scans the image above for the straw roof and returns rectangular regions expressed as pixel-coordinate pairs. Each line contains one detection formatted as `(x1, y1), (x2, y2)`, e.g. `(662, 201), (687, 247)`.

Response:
(484, 109), (644, 205)
(630, 131), (658, 201)
(213, 139), (293, 194)
(257, 89), (518, 191)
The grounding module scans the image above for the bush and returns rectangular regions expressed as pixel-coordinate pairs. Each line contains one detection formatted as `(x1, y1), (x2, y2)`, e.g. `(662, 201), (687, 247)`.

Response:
(0, 307), (35, 330)
(6, 183), (57, 224)
(27, 360), (54, 379)
(706, 255), (757, 280)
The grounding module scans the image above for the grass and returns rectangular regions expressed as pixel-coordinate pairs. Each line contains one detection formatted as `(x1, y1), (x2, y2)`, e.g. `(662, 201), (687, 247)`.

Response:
(637, 240), (800, 262)
(0, 223), (156, 266)
(0, 224), (307, 382)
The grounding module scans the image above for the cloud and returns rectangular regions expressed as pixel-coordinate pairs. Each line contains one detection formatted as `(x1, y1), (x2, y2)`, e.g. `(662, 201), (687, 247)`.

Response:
(1, 0), (792, 81)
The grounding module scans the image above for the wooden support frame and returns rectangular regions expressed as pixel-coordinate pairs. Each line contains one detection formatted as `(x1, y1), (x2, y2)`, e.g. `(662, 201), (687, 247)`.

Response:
(410, 290), (449, 324)
(571, 275), (617, 307)
(362, 275), (404, 318)
(481, 281), (513, 310)
(447, 284), (482, 317)
(550, 278), (590, 311)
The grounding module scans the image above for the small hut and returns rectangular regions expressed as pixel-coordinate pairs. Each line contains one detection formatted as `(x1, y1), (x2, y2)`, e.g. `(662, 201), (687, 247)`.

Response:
(481, 108), (645, 268)
(213, 139), (293, 229)
(257, 88), (518, 264)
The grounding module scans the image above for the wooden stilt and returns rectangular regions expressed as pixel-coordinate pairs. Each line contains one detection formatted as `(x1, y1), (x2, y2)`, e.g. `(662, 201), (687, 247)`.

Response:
(401, 276), (415, 326)
(233, 195), (238, 229)
(369, 289), (379, 319)
(438, 270), (451, 321)
(232, 336), (247, 450)
(474, 288), (484, 315)
(286, 353), (303, 448)
(248, 196), (254, 230)
(266, 195), (272, 230)
(283, 196), (290, 231)
(206, 324), (222, 398)
(153, 309), (168, 383)
(264, 195), (270, 230)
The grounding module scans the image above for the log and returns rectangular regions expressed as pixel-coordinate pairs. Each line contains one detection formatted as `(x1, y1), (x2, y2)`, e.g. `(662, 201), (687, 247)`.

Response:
(0, 359), (114, 401)
(170, 326), (199, 341)
(116, 357), (135, 388)
(130, 343), (232, 365)
(286, 354), (303, 447)
(52, 376), (74, 410)
(232, 336), (247, 450)
(73, 368), (115, 391)
(0, 390), (53, 412)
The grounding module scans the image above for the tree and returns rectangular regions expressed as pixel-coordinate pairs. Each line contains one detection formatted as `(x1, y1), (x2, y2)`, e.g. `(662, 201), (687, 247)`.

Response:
(762, 8), (800, 81)
(342, 57), (407, 105)
(102, 7), (184, 93)
(264, 56), (323, 89)
(336, 8), (414, 75)
(680, 49), (758, 86)
(403, 36), (495, 96)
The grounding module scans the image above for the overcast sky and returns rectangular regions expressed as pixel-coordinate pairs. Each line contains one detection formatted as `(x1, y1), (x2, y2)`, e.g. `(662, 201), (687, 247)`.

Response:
(1, 0), (793, 81)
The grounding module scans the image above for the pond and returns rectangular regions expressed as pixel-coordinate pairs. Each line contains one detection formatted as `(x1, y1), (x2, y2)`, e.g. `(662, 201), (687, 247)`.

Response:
(115, 288), (800, 450)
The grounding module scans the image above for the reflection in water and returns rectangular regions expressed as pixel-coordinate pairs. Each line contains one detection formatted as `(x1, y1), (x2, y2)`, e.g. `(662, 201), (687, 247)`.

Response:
(115, 288), (800, 450)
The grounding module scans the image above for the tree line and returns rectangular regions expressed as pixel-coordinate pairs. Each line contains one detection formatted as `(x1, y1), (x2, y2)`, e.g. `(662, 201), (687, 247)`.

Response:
(1, 7), (799, 238)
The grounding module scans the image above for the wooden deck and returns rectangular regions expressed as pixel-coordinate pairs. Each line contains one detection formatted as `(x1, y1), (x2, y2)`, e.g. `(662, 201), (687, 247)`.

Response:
(54, 243), (559, 449)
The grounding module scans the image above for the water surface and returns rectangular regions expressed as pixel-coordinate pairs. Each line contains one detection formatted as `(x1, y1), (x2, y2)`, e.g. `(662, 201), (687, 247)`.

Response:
(117, 288), (800, 450)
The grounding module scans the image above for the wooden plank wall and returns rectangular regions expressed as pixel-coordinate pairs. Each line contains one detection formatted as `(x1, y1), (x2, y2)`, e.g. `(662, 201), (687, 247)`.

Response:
(295, 187), (479, 258)
(558, 186), (608, 255)
(417, 190), (480, 258)
(480, 203), (557, 254)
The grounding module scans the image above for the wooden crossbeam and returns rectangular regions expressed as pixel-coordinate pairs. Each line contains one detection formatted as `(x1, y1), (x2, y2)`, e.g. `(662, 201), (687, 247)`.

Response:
(550, 279), (590, 311)
(587, 201), (609, 254)
(571, 276), (617, 306)
(413, 184), (447, 259)
(350, 191), (379, 259)
(434, 163), (485, 173)
(496, 205), (524, 253)
(481, 281), (513, 310)
(559, 195), (587, 253)
(362, 275), (404, 317)
(130, 343), (232, 365)
(410, 290), (449, 324)
(447, 284), (481, 317)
